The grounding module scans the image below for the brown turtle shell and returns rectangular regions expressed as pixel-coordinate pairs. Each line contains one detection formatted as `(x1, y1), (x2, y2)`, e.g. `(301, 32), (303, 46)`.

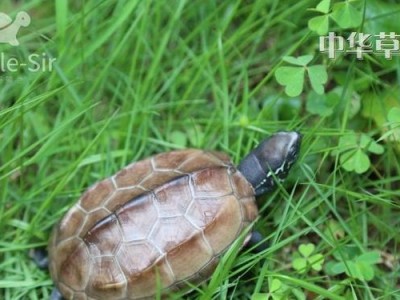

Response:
(48, 149), (257, 300)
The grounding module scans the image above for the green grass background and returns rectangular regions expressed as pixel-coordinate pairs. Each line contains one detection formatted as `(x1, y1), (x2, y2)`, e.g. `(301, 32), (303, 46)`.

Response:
(0, 0), (399, 299)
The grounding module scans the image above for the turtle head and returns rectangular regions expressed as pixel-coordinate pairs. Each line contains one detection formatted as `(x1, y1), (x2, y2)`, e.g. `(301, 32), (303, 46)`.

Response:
(238, 131), (301, 196)
(16, 11), (31, 27)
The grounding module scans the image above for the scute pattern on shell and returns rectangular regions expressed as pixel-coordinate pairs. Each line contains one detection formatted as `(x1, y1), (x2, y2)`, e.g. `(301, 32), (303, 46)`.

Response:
(49, 149), (257, 300)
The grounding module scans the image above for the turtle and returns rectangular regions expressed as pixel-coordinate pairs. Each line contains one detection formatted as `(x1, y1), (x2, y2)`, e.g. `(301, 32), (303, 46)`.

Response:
(0, 11), (31, 46)
(45, 131), (301, 300)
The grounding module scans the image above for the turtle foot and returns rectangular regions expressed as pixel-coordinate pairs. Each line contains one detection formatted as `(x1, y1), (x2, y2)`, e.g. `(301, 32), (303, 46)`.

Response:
(30, 248), (64, 299)
(246, 231), (269, 253)
(50, 288), (64, 300)
(29, 247), (49, 270)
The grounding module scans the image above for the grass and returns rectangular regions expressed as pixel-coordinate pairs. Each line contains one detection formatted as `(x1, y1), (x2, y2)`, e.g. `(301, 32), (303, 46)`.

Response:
(1, 0), (399, 299)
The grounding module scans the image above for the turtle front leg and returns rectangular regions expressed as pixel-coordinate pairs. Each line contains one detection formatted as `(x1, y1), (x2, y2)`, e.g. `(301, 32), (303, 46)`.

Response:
(30, 248), (65, 300)
(30, 248), (49, 270)
(50, 288), (64, 300)
(246, 231), (269, 253)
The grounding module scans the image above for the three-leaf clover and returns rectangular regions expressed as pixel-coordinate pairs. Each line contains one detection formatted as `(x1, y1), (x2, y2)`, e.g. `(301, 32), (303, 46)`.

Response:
(337, 132), (384, 174)
(251, 278), (305, 300)
(308, 0), (362, 35)
(306, 90), (340, 117)
(308, 0), (331, 35)
(292, 243), (324, 274)
(252, 279), (284, 300)
(331, 0), (363, 29)
(275, 55), (328, 97)
(326, 251), (380, 281)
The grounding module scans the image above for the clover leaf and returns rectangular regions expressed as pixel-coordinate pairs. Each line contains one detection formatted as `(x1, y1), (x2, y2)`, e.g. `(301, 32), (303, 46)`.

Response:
(382, 107), (400, 140)
(251, 278), (284, 300)
(306, 90), (340, 117)
(251, 278), (305, 300)
(275, 66), (305, 97)
(362, 93), (400, 146)
(388, 107), (400, 125)
(275, 55), (327, 97)
(380, 107), (400, 145)
(292, 243), (324, 274)
(337, 132), (384, 174)
(308, 0), (331, 35)
(308, 0), (362, 35)
(170, 130), (187, 147)
(326, 251), (380, 281)
(315, 0), (331, 13)
(308, 65), (328, 95)
(308, 15), (330, 35)
(282, 55), (313, 66)
(340, 149), (369, 174)
(331, 1), (362, 29)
